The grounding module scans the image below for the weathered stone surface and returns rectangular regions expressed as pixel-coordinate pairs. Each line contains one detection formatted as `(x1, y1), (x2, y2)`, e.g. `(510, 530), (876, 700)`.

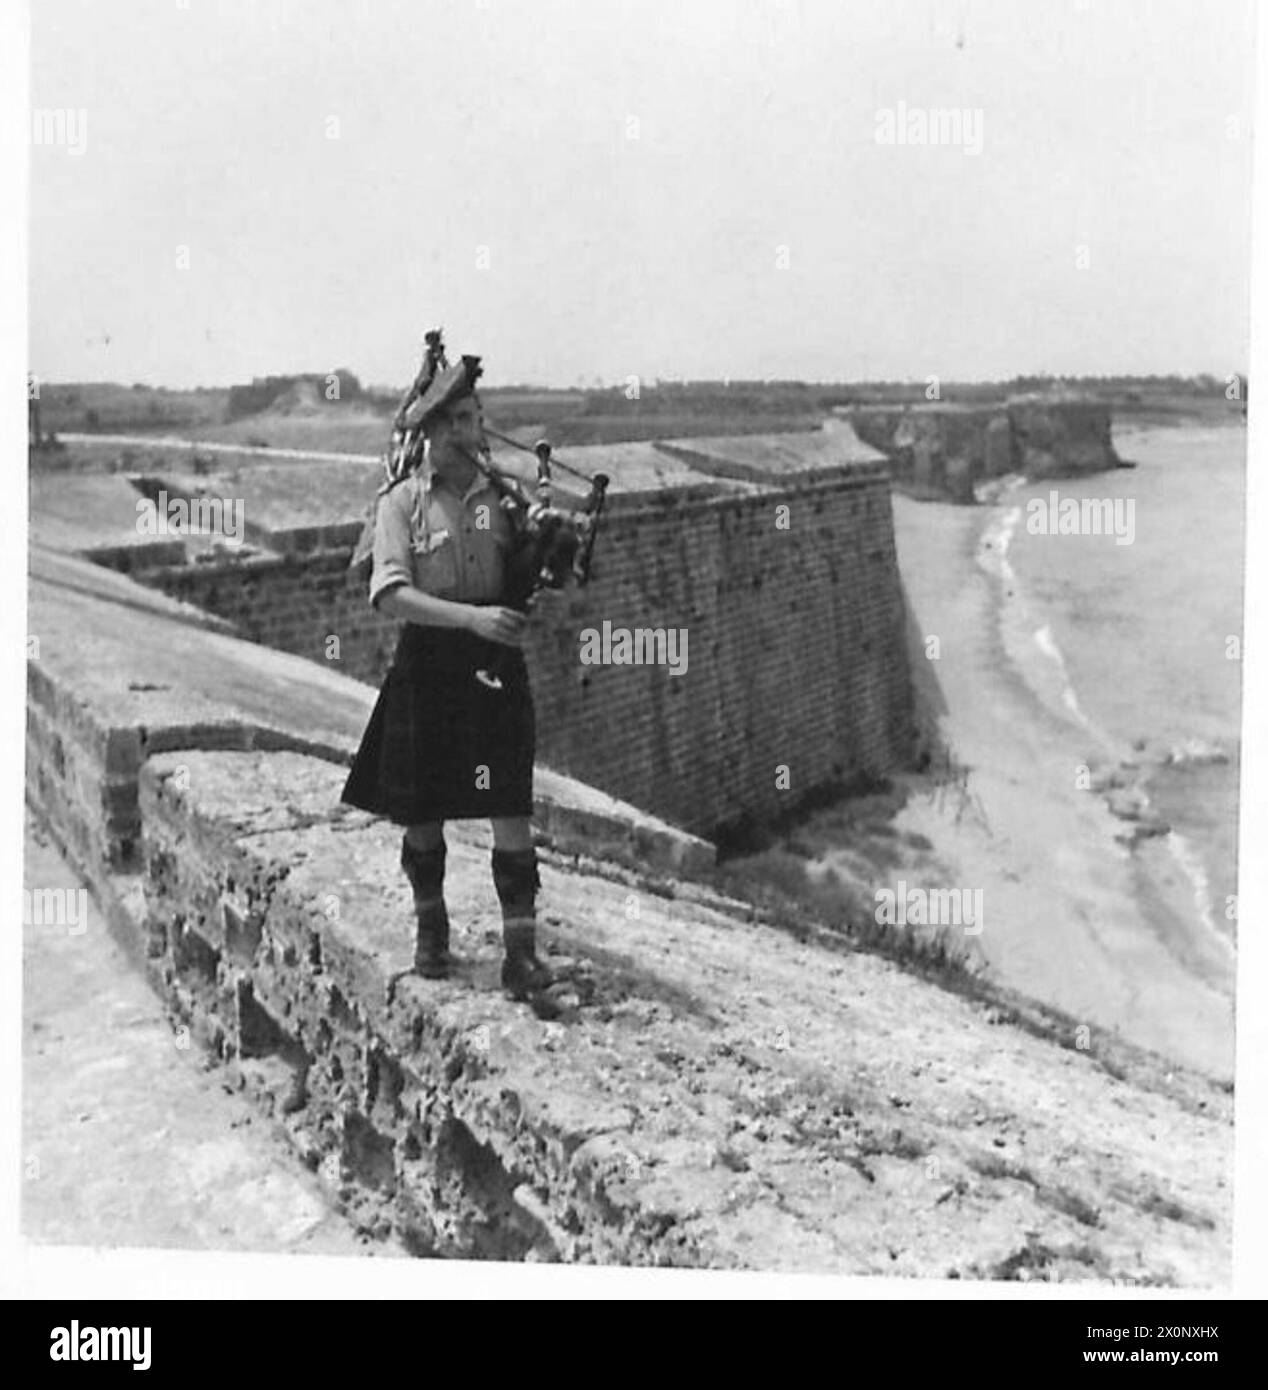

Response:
(22, 820), (404, 1258)
(106, 746), (1233, 1276)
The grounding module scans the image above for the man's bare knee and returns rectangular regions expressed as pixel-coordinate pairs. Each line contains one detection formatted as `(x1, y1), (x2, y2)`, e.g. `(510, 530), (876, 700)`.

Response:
(490, 817), (532, 851)
(405, 821), (444, 852)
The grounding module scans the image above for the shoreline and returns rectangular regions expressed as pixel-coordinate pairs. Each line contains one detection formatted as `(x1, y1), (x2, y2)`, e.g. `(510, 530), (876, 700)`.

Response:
(983, 471), (1237, 984)
(884, 452), (1237, 1081)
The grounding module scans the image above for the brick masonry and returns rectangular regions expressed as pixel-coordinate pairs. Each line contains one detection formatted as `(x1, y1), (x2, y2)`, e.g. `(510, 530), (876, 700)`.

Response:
(128, 465), (917, 841)
(26, 658), (144, 875)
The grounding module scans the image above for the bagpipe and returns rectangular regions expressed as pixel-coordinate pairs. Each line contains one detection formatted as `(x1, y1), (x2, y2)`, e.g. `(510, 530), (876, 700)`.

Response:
(350, 329), (609, 690)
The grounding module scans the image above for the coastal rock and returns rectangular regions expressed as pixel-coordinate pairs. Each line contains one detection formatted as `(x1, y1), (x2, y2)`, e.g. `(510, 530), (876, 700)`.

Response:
(1006, 395), (1125, 478)
(849, 404), (1002, 503)
(844, 395), (1124, 503)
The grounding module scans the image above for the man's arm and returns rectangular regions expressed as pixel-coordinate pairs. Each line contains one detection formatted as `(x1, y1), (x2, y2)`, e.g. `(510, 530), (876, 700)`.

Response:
(376, 584), (526, 647)
(375, 584), (472, 630)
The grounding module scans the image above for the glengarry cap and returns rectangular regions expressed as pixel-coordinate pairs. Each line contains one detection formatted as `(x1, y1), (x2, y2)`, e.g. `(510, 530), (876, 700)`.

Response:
(402, 354), (484, 432)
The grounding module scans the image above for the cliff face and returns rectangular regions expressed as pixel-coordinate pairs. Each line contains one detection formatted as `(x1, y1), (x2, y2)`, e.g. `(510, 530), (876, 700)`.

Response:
(1006, 395), (1124, 479)
(846, 397), (1123, 503)
(850, 406), (1000, 503)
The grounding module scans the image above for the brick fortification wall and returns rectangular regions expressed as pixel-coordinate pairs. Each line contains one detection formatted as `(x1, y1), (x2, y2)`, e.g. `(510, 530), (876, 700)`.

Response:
(526, 470), (914, 840)
(133, 464), (915, 841)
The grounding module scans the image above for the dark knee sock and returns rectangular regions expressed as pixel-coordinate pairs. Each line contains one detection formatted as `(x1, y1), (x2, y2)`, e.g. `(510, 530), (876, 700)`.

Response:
(491, 847), (539, 945)
(401, 836), (447, 909)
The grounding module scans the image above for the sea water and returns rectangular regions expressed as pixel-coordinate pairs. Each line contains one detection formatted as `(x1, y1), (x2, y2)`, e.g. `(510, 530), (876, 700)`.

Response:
(996, 423), (1245, 958)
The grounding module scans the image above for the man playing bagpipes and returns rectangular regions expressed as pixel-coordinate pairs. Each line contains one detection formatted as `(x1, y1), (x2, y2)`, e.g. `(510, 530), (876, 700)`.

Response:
(341, 332), (606, 1004)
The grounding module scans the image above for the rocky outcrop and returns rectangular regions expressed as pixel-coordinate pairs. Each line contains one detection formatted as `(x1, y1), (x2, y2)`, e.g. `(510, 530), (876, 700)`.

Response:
(1006, 394), (1124, 479)
(846, 396), (1124, 503)
(850, 405), (1001, 503)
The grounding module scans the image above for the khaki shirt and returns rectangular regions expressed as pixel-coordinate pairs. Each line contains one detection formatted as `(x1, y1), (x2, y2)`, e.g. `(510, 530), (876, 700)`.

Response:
(368, 456), (514, 610)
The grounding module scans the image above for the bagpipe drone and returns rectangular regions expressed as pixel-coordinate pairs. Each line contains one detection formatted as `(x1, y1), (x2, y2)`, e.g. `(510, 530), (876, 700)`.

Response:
(349, 328), (609, 689)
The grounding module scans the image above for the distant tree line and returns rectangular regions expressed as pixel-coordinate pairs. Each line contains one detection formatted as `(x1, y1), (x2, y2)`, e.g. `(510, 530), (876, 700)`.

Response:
(34, 370), (1247, 439)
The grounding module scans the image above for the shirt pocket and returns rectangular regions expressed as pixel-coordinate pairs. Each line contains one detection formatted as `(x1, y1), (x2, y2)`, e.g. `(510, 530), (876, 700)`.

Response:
(411, 528), (459, 597)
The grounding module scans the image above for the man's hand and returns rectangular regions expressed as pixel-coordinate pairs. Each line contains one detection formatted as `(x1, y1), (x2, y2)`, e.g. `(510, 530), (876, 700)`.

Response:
(467, 605), (527, 648)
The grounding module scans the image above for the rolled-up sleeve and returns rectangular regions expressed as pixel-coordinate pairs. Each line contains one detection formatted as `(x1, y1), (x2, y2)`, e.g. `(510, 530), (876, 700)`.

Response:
(368, 483), (414, 610)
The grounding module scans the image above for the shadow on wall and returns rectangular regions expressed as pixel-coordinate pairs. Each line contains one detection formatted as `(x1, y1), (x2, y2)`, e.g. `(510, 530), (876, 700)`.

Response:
(902, 577), (950, 776)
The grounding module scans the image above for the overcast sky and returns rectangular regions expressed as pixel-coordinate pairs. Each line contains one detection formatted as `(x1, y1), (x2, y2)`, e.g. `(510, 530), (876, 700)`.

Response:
(28, 0), (1258, 389)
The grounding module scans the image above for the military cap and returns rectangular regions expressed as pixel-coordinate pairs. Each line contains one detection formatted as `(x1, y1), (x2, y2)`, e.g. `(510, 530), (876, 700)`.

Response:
(402, 353), (484, 433)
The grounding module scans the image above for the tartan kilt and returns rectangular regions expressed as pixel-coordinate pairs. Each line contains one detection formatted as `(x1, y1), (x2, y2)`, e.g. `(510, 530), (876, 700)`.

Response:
(340, 622), (535, 823)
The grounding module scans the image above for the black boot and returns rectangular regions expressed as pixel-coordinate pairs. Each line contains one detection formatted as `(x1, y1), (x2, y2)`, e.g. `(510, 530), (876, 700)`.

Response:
(492, 847), (553, 999)
(401, 835), (450, 979)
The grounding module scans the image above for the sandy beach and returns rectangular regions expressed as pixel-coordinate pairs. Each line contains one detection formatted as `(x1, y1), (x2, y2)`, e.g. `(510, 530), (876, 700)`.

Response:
(864, 425), (1242, 1082)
